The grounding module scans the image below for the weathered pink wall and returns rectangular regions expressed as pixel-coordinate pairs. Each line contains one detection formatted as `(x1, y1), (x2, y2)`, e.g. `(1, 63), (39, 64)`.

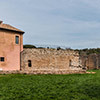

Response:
(0, 30), (23, 71)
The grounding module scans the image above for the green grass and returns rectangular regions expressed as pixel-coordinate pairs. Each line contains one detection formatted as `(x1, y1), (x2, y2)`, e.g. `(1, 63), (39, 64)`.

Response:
(0, 70), (100, 100)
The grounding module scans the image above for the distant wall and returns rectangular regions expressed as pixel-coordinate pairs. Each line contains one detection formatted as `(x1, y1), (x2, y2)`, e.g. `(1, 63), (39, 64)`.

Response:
(80, 53), (100, 70)
(21, 48), (83, 74)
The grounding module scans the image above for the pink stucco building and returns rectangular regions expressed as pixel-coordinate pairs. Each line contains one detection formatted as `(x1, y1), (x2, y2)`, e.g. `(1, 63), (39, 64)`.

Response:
(0, 21), (24, 71)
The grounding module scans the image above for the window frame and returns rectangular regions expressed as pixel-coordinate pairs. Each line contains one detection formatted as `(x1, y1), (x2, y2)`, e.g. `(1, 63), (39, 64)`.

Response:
(15, 36), (19, 44)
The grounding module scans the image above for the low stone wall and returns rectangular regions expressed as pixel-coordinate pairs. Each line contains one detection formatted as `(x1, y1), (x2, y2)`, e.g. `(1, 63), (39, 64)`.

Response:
(0, 69), (86, 75)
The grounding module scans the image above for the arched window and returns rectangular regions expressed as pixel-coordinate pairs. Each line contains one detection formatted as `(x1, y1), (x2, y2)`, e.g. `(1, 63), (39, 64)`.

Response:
(28, 60), (32, 67)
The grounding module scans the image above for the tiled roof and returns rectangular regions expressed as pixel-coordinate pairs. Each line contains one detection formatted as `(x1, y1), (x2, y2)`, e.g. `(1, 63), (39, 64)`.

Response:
(0, 21), (24, 33)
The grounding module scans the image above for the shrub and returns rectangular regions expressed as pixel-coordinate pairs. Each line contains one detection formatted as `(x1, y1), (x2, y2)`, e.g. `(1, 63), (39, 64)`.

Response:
(23, 45), (36, 48)
(57, 47), (62, 50)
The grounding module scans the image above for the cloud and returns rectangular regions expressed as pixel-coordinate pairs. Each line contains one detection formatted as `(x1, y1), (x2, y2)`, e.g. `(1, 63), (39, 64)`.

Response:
(0, 0), (100, 49)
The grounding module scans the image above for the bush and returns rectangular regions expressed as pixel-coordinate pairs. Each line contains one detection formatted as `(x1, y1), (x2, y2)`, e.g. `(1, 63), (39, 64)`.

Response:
(37, 47), (45, 49)
(57, 47), (62, 50)
(23, 45), (36, 48)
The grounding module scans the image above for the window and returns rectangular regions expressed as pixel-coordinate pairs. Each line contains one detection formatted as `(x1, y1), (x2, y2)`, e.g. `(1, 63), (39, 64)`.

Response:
(15, 36), (19, 44)
(28, 60), (32, 67)
(0, 57), (5, 62)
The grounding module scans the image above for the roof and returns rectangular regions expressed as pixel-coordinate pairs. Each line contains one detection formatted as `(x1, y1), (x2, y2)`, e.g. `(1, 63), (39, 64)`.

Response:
(0, 21), (24, 34)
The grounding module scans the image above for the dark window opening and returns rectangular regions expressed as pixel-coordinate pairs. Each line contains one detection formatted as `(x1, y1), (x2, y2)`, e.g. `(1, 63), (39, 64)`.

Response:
(28, 60), (32, 67)
(15, 36), (19, 44)
(0, 57), (5, 62)
(69, 60), (72, 67)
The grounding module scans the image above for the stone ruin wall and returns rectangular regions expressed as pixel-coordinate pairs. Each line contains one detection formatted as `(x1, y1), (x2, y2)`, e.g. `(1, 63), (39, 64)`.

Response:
(21, 48), (84, 74)
(80, 54), (100, 70)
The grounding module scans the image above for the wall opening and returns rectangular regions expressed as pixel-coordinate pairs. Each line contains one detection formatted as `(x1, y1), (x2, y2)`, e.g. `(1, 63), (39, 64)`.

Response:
(28, 60), (32, 67)
(0, 57), (5, 62)
(69, 60), (72, 67)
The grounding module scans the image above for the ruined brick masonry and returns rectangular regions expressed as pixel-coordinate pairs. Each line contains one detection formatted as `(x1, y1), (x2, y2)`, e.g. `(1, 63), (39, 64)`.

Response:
(21, 48), (84, 74)
(80, 53), (100, 70)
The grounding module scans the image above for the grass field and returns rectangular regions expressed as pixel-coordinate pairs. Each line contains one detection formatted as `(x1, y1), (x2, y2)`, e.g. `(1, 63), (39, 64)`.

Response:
(0, 70), (100, 100)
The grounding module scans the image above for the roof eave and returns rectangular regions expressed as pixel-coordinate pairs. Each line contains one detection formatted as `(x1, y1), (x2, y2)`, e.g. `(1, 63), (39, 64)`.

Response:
(0, 27), (25, 34)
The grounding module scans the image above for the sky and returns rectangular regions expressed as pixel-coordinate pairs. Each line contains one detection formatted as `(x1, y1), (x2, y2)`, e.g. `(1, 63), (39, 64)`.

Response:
(0, 0), (100, 49)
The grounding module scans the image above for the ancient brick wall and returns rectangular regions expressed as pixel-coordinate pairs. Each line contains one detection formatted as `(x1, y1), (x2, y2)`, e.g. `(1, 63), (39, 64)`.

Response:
(21, 48), (83, 74)
(80, 53), (100, 70)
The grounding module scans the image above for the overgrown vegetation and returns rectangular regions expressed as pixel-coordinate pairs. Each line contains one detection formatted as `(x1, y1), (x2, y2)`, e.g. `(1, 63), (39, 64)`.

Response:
(75, 48), (100, 55)
(23, 44), (72, 50)
(0, 70), (100, 100)
(23, 45), (36, 48)
(23, 44), (100, 55)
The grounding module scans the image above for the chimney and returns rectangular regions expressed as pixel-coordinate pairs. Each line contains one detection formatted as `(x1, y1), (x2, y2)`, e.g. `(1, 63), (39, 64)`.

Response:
(0, 21), (3, 24)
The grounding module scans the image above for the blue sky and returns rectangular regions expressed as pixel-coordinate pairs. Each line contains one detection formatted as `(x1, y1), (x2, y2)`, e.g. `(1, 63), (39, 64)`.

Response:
(0, 0), (100, 49)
